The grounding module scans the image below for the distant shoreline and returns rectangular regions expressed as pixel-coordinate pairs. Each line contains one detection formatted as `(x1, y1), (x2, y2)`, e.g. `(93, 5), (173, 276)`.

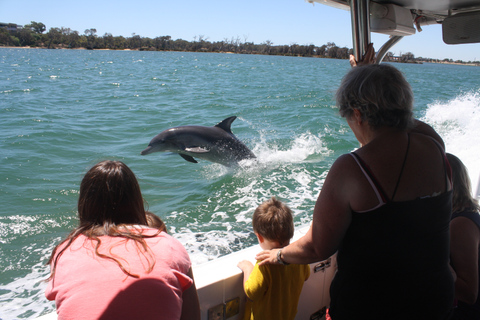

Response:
(1, 45), (478, 67)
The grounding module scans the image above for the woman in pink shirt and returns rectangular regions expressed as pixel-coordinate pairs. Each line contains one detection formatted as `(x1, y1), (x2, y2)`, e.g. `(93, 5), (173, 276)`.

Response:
(45, 160), (200, 320)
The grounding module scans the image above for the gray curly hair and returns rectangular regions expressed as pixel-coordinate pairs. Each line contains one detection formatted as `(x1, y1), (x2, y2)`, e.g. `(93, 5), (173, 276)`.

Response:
(336, 64), (414, 130)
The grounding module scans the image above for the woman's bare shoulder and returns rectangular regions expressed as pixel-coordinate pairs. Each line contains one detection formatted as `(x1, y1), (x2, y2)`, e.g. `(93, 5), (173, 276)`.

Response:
(410, 120), (445, 150)
(329, 153), (358, 175)
(325, 153), (365, 190)
(409, 132), (445, 162)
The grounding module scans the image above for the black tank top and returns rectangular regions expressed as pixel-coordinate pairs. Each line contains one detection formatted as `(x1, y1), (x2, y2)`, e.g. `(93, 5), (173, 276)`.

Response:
(451, 208), (480, 319)
(329, 138), (454, 320)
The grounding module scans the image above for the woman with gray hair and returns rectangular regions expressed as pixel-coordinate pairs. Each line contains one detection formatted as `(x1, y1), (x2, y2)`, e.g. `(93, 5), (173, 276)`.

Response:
(256, 63), (454, 319)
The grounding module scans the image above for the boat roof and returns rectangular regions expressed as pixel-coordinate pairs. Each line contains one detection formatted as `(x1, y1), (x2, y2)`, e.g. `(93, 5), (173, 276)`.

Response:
(310, 0), (480, 16)
(379, 0), (479, 11)
(309, 0), (480, 62)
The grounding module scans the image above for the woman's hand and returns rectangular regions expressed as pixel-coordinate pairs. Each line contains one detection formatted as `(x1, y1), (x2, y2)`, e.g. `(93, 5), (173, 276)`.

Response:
(350, 43), (376, 67)
(255, 249), (280, 266)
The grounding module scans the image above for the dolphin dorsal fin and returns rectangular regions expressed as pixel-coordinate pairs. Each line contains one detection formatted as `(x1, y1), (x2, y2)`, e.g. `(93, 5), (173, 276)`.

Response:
(214, 116), (236, 134)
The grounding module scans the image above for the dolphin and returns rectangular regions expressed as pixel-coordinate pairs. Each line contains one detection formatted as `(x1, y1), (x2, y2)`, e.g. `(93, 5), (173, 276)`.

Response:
(141, 116), (256, 166)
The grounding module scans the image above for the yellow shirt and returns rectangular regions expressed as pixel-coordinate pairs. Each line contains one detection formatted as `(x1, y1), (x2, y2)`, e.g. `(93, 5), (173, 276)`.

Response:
(243, 261), (310, 320)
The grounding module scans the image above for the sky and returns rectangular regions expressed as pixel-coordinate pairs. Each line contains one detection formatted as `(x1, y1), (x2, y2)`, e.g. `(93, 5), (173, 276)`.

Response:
(1, 0), (479, 61)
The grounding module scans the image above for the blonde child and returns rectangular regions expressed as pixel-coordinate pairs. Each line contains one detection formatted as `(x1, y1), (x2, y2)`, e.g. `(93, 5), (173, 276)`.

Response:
(237, 197), (310, 320)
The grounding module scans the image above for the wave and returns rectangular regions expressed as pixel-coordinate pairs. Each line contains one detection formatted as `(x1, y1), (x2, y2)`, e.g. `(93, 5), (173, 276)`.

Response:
(424, 89), (480, 196)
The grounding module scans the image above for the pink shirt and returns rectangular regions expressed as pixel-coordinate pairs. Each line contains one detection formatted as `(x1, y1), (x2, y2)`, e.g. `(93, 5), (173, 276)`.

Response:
(46, 227), (192, 320)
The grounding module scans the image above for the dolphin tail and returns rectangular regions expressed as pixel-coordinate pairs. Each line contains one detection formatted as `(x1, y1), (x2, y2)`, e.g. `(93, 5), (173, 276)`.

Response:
(215, 116), (236, 134)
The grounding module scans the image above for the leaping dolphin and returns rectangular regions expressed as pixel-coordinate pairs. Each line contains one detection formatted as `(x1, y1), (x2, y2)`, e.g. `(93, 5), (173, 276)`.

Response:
(141, 116), (256, 166)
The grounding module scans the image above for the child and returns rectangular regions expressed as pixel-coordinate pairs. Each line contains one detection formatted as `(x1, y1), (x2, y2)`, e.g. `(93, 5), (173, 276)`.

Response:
(447, 153), (480, 319)
(146, 211), (168, 233)
(237, 197), (310, 320)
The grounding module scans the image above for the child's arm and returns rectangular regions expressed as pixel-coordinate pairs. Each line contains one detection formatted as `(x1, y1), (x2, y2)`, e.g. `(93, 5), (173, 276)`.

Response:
(237, 260), (254, 285)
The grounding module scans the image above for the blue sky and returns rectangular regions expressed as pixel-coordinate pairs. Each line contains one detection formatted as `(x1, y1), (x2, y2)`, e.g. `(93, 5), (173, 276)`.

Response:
(1, 0), (479, 61)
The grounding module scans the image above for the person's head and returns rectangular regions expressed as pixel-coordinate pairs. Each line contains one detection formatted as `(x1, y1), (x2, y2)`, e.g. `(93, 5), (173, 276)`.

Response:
(446, 153), (479, 213)
(252, 197), (294, 247)
(336, 63), (414, 131)
(146, 211), (167, 233)
(78, 160), (147, 228)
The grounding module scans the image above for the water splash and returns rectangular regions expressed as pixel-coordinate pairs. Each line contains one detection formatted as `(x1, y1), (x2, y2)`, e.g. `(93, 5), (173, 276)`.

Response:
(423, 89), (480, 196)
(183, 132), (331, 265)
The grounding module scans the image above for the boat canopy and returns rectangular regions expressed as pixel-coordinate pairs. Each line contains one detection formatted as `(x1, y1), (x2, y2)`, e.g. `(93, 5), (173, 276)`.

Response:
(307, 0), (480, 62)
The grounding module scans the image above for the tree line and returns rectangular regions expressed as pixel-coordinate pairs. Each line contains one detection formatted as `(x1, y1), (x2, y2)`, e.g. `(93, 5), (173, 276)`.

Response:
(1, 21), (478, 65)
(0, 21), (352, 58)
(0, 21), (352, 59)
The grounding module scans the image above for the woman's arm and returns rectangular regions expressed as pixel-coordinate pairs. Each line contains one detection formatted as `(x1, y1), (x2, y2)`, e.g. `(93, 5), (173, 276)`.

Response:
(256, 154), (353, 265)
(180, 267), (201, 320)
(450, 216), (480, 304)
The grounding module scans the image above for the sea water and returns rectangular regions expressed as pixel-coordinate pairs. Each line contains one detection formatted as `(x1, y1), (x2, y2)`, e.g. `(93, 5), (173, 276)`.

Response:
(0, 48), (479, 319)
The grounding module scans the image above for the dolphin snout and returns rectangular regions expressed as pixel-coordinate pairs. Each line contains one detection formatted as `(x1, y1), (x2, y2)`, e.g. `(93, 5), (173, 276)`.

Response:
(141, 146), (153, 155)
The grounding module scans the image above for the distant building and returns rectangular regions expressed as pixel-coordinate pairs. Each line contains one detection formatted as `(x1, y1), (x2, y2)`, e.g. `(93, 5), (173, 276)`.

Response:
(0, 23), (23, 32)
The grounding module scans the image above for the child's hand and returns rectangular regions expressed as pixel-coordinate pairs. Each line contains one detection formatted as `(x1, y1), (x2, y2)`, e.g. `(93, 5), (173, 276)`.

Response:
(237, 260), (254, 271)
(238, 260), (254, 285)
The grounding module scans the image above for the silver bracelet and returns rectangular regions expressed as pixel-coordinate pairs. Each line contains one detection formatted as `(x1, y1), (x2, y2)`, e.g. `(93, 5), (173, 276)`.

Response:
(277, 249), (289, 265)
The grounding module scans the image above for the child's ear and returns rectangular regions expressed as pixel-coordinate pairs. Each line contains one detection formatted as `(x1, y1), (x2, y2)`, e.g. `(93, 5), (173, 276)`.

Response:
(255, 233), (264, 244)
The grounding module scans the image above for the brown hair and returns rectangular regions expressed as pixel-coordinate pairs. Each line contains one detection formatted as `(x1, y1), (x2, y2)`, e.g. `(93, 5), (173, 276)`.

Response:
(252, 197), (294, 245)
(146, 211), (167, 233)
(48, 160), (157, 280)
(446, 153), (479, 213)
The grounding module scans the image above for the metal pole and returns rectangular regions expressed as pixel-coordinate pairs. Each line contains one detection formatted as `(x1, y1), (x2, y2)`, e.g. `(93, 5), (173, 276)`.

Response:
(376, 35), (403, 63)
(350, 0), (370, 61)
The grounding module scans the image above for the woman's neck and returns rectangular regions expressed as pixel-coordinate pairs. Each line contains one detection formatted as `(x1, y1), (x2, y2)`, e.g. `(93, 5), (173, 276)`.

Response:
(362, 126), (404, 147)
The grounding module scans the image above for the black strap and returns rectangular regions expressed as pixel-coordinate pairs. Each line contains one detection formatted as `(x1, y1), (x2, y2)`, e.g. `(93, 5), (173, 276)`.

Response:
(391, 134), (410, 201)
(351, 152), (389, 203)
